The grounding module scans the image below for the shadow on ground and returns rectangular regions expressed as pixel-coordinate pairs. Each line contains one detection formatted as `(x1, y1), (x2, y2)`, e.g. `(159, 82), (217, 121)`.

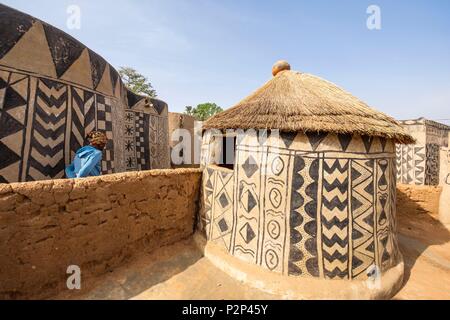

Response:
(55, 237), (204, 300)
(396, 189), (450, 293)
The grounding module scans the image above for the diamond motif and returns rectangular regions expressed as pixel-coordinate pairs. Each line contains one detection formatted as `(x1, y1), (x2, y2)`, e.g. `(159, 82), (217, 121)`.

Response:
(242, 156), (258, 178)
(239, 222), (256, 244)
(218, 218), (228, 233)
(240, 189), (257, 213)
(218, 192), (229, 208)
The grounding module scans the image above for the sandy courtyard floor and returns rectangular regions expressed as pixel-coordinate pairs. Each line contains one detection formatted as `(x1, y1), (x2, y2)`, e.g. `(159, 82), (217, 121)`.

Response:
(54, 207), (450, 300)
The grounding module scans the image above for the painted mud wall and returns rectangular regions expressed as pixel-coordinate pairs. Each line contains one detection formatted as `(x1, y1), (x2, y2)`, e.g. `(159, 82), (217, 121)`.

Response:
(0, 4), (169, 183)
(200, 131), (400, 280)
(0, 169), (201, 299)
(396, 119), (450, 186)
(124, 99), (170, 171)
(439, 148), (450, 224)
(397, 184), (442, 217)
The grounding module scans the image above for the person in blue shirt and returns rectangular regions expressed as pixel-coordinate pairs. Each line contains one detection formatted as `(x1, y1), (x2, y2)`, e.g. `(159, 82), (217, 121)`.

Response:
(65, 131), (107, 178)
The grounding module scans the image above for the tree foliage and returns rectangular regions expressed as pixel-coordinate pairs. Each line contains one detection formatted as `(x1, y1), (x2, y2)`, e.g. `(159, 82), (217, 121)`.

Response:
(118, 67), (157, 98)
(184, 103), (223, 121)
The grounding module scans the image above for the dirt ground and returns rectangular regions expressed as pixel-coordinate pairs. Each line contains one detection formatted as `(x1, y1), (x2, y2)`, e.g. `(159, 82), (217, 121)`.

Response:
(54, 205), (450, 300)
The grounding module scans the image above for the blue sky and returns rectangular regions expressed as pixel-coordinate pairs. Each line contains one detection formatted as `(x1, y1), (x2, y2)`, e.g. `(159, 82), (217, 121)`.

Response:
(4, 0), (450, 124)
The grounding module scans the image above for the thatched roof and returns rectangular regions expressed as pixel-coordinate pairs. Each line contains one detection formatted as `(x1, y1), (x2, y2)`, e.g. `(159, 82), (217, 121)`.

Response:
(204, 61), (414, 144)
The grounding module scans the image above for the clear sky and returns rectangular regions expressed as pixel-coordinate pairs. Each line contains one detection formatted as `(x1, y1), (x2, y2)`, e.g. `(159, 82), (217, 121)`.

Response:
(3, 0), (450, 124)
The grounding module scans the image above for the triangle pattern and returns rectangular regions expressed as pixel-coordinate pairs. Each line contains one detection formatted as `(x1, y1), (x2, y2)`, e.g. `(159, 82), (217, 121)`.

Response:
(9, 73), (28, 85)
(114, 77), (122, 98)
(88, 49), (107, 90)
(2, 84), (26, 111)
(60, 48), (93, 88)
(0, 140), (21, 171)
(346, 135), (366, 153)
(0, 88), (5, 110)
(43, 22), (86, 78)
(0, 106), (24, 139)
(369, 137), (382, 153)
(306, 132), (328, 151)
(0, 22), (57, 78)
(380, 138), (387, 152)
(6, 104), (27, 125)
(0, 78), (8, 91)
(109, 65), (119, 94)
(1, 130), (23, 156)
(95, 64), (113, 96)
(361, 136), (374, 153)
(0, 4), (35, 59)
(280, 132), (297, 148)
(0, 161), (20, 183)
(338, 134), (352, 152)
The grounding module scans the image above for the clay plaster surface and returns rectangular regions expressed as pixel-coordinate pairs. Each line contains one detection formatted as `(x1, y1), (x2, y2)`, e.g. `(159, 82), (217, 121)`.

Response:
(50, 188), (450, 300)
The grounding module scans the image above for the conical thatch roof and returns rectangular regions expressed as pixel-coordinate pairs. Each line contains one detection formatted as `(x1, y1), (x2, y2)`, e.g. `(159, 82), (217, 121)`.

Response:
(204, 61), (414, 144)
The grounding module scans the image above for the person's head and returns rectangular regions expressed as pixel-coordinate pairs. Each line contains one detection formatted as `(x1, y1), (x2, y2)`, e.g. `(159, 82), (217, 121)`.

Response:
(86, 131), (107, 150)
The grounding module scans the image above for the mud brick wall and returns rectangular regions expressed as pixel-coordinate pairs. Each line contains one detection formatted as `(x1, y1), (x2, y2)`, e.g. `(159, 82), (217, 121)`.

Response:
(0, 169), (201, 299)
(397, 184), (442, 216)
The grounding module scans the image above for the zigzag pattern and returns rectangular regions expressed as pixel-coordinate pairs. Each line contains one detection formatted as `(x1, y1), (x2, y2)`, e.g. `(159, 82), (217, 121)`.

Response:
(70, 87), (85, 158)
(395, 145), (402, 181)
(321, 159), (349, 279)
(84, 91), (96, 135)
(27, 78), (67, 180)
(350, 160), (375, 279)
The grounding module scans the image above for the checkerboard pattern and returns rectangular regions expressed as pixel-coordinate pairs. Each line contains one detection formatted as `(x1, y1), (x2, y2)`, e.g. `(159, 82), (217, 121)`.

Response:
(135, 113), (146, 168)
(97, 95), (115, 174)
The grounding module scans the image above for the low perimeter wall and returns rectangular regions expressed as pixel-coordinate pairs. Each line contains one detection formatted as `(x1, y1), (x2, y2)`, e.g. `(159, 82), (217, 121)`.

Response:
(397, 184), (442, 217)
(0, 169), (201, 299)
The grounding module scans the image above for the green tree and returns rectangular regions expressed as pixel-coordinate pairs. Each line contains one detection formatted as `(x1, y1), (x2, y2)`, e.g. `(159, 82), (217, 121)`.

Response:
(184, 103), (223, 121)
(118, 67), (157, 97)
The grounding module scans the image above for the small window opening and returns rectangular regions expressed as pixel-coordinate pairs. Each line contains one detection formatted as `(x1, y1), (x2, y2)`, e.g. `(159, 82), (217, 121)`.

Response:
(217, 134), (236, 170)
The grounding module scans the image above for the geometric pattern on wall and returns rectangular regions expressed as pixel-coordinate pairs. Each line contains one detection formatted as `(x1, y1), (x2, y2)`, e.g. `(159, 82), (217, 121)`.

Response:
(27, 78), (68, 180)
(260, 151), (291, 273)
(202, 131), (399, 280)
(134, 112), (150, 170)
(231, 148), (263, 265)
(200, 167), (215, 236)
(207, 169), (234, 251)
(145, 114), (169, 170)
(0, 70), (28, 183)
(350, 159), (375, 279)
(124, 110), (137, 171)
(0, 5), (172, 181)
(425, 144), (440, 186)
(375, 158), (399, 272)
(396, 143), (440, 186)
(124, 110), (152, 171)
(289, 156), (320, 277)
(321, 158), (350, 279)
(0, 4), (122, 96)
(0, 68), (117, 182)
(96, 95), (114, 174)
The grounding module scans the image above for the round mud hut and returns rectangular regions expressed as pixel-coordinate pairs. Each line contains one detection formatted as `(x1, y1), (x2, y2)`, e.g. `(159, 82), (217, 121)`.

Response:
(198, 61), (414, 299)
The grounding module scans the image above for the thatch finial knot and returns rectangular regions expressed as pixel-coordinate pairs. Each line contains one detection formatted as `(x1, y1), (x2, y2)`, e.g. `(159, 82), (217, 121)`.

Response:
(272, 60), (291, 76)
